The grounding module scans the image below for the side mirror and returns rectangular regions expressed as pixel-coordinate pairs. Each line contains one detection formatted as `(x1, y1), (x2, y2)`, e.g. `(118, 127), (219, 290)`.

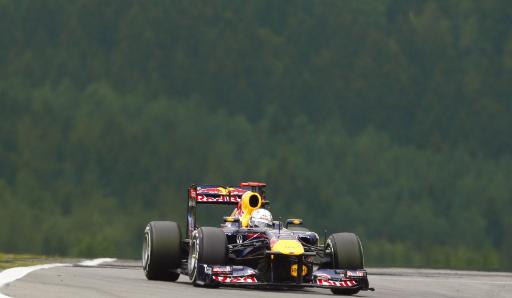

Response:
(286, 218), (303, 228)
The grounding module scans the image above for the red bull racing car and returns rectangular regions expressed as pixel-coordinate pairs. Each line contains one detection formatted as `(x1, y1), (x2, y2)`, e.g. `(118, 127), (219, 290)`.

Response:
(142, 182), (373, 295)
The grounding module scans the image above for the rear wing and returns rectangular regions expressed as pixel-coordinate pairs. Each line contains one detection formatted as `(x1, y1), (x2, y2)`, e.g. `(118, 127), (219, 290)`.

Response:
(187, 182), (267, 239)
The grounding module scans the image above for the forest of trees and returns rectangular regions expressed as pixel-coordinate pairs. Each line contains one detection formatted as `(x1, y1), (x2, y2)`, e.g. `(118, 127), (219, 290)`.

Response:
(0, 0), (511, 270)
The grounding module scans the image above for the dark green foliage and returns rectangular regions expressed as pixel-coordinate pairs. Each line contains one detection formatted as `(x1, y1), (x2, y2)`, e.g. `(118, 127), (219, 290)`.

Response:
(0, 0), (511, 270)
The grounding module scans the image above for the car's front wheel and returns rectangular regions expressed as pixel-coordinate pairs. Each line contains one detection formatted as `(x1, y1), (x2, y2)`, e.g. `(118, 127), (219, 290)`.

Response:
(188, 227), (227, 286)
(326, 232), (364, 295)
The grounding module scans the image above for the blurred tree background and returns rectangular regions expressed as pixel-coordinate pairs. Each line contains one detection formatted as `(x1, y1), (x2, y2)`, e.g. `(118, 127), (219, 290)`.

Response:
(1, 0), (511, 270)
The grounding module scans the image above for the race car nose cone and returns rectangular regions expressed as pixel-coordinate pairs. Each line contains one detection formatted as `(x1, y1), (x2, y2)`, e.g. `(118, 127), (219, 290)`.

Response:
(271, 240), (304, 255)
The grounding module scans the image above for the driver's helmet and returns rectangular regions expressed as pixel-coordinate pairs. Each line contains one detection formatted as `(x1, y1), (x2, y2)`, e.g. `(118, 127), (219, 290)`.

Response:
(249, 209), (273, 228)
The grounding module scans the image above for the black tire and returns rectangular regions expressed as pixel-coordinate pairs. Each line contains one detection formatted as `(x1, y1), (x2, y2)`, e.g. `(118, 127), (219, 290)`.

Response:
(188, 227), (227, 286)
(326, 233), (364, 295)
(326, 232), (364, 269)
(331, 288), (361, 296)
(142, 221), (181, 281)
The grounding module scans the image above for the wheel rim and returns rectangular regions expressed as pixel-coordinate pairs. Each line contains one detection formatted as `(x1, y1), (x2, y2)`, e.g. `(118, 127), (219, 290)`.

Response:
(188, 233), (199, 280)
(325, 239), (336, 268)
(142, 229), (151, 270)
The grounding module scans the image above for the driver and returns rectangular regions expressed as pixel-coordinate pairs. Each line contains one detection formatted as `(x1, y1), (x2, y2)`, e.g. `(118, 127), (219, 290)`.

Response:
(249, 209), (273, 228)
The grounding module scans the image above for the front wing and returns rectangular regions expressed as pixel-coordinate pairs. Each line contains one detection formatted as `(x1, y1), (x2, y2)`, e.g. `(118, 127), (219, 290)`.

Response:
(195, 264), (371, 291)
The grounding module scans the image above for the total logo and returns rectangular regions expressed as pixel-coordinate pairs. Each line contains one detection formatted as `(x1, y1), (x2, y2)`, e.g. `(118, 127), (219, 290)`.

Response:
(290, 264), (308, 277)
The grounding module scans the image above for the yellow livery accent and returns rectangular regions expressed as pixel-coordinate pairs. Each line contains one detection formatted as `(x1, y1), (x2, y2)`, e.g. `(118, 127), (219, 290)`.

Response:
(241, 192), (262, 211)
(239, 192), (262, 227)
(240, 214), (251, 228)
(271, 240), (304, 255)
(290, 264), (308, 277)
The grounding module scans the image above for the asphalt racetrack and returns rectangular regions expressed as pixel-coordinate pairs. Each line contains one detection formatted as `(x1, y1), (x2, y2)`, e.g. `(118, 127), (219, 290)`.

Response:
(1, 260), (511, 298)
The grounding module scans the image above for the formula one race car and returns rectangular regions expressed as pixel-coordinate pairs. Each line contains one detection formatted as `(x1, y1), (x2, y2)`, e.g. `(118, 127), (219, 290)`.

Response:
(142, 182), (373, 295)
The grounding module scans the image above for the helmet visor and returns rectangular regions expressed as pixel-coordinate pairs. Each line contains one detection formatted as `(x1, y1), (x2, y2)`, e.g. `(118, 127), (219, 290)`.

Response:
(252, 219), (272, 228)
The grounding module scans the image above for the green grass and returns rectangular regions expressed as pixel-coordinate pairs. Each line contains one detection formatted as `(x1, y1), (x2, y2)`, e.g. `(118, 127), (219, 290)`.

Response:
(0, 252), (50, 270)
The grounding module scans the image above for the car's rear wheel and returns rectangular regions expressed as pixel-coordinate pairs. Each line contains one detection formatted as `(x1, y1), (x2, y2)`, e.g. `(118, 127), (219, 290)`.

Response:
(326, 233), (364, 295)
(188, 227), (227, 286)
(142, 221), (181, 281)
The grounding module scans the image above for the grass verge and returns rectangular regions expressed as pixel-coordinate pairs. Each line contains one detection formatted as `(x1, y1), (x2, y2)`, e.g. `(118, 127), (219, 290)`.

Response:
(0, 252), (50, 270)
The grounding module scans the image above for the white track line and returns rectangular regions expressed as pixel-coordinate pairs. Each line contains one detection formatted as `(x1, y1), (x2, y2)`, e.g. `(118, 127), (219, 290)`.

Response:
(78, 258), (116, 267)
(0, 258), (116, 298)
(0, 264), (68, 298)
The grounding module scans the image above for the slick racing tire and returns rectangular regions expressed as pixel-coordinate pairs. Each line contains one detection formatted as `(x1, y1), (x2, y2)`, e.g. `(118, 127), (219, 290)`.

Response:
(142, 221), (181, 281)
(330, 288), (360, 296)
(188, 227), (227, 286)
(326, 233), (364, 295)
